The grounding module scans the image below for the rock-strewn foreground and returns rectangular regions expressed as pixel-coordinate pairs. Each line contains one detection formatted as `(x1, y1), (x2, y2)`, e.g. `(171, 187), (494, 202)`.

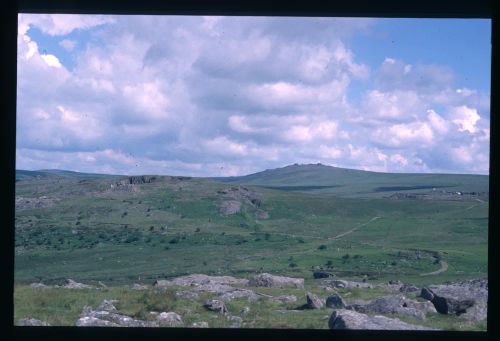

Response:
(18, 274), (487, 330)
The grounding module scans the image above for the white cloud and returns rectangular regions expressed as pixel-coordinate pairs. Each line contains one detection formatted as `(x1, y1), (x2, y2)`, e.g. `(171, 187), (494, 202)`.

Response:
(450, 105), (481, 133)
(40, 54), (62, 68)
(19, 14), (115, 36)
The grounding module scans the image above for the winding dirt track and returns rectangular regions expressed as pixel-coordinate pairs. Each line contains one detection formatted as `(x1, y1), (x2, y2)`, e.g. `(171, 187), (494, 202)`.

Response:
(328, 216), (381, 240)
(419, 260), (449, 276)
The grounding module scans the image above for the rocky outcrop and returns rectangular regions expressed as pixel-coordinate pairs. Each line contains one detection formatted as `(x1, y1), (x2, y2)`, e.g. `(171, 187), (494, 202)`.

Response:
(156, 312), (183, 327)
(217, 200), (242, 215)
(248, 273), (304, 288)
(326, 294), (346, 309)
(420, 279), (487, 320)
(120, 176), (157, 185)
(17, 318), (50, 326)
(347, 295), (435, 320)
(154, 274), (249, 288)
(328, 309), (436, 330)
(75, 300), (183, 327)
(204, 299), (228, 314)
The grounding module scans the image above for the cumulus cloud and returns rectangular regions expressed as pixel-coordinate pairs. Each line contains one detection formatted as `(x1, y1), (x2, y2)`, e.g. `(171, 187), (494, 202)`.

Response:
(16, 15), (490, 176)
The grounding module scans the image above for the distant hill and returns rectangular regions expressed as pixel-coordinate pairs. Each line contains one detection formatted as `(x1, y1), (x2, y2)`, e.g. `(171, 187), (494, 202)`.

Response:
(16, 169), (117, 181)
(215, 163), (489, 197)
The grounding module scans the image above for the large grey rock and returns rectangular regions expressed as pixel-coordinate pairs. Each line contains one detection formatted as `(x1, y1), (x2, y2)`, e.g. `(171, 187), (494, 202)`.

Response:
(326, 294), (346, 309)
(76, 301), (154, 327)
(156, 312), (183, 327)
(346, 295), (436, 320)
(248, 273), (304, 288)
(17, 318), (50, 326)
(204, 299), (228, 314)
(305, 292), (324, 309)
(328, 309), (436, 330)
(420, 279), (487, 321)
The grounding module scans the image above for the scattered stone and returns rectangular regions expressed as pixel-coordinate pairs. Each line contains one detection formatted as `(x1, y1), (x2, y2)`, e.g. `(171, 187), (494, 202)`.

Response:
(156, 312), (183, 327)
(76, 316), (120, 327)
(17, 318), (50, 326)
(305, 292), (324, 309)
(248, 273), (304, 288)
(175, 290), (200, 301)
(328, 309), (436, 330)
(326, 294), (346, 309)
(356, 295), (427, 320)
(131, 283), (149, 290)
(270, 295), (297, 303)
(192, 321), (209, 328)
(204, 299), (228, 314)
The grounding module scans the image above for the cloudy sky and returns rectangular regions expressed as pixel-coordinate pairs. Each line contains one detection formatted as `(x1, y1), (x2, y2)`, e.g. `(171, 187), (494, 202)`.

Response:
(16, 15), (491, 176)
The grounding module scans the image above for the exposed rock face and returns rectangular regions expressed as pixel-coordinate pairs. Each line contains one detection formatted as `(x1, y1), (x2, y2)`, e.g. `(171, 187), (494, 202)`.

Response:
(249, 273), (304, 288)
(305, 292), (324, 309)
(217, 200), (242, 215)
(97, 300), (118, 312)
(192, 321), (209, 328)
(420, 279), (487, 320)
(156, 312), (183, 327)
(328, 309), (436, 330)
(121, 176), (156, 185)
(17, 318), (50, 326)
(204, 299), (228, 314)
(326, 294), (346, 309)
(321, 279), (373, 289)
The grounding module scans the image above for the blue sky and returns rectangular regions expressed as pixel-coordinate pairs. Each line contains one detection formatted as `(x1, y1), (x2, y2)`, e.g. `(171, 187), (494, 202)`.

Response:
(16, 15), (491, 176)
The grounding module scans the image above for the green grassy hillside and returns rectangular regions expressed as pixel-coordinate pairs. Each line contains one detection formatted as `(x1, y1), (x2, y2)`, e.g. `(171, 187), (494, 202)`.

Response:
(216, 163), (489, 197)
(14, 167), (488, 287)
